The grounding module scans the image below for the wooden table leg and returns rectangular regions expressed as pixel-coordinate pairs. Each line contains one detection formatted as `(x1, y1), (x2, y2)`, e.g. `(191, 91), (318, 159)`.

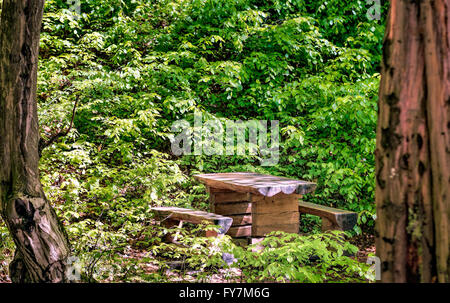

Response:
(251, 194), (301, 237)
(207, 187), (252, 238)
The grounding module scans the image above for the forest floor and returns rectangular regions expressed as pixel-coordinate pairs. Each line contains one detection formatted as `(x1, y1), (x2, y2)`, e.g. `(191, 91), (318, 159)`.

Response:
(0, 234), (375, 283)
(120, 233), (376, 283)
(351, 234), (376, 264)
(0, 248), (12, 283)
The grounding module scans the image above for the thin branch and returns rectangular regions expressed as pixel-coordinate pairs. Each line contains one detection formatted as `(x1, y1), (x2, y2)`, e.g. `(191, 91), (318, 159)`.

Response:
(38, 95), (80, 156)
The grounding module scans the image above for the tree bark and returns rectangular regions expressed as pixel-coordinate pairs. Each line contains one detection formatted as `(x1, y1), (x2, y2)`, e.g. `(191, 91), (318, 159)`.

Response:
(376, 0), (450, 282)
(0, 0), (71, 282)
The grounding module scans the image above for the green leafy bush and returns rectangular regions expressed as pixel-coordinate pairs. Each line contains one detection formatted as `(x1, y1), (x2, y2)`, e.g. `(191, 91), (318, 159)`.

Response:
(232, 231), (371, 282)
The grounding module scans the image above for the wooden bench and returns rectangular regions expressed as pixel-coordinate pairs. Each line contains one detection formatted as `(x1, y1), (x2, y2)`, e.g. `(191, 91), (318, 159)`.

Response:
(298, 201), (357, 231)
(151, 207), (233, 238)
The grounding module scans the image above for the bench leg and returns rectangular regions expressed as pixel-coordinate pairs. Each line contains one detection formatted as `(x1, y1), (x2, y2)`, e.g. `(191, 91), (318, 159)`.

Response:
(172, 220), (184, 242)
(205, 230), (219, 237)
(161, 219), (183, 243)
(248, 237), (265, 252)
(321, 217), (341, 231)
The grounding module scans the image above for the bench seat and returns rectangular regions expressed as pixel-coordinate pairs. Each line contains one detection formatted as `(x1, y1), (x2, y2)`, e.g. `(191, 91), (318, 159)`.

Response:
(151, 206), (233, 236)
(298, 201), (357, 231)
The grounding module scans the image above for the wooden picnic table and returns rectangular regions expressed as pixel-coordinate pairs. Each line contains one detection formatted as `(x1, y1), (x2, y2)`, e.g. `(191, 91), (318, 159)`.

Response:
(194, 172), (317, 238)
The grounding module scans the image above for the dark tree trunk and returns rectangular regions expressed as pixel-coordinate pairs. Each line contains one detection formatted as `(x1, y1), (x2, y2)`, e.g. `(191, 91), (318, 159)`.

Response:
(376, 0), (450, 282)
(0, 0), (71, 282)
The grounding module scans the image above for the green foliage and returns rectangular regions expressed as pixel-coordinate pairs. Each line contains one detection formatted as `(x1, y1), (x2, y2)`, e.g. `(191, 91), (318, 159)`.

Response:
(117, 224), (372, 283)
(156, 229), (372, 283)
(232, 231), (372, 282)
(0, 222), (14, 282)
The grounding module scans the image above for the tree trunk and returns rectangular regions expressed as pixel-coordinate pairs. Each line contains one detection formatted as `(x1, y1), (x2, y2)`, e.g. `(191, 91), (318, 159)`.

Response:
(376, 0), (450, 282)
(0, 0), (71, 282)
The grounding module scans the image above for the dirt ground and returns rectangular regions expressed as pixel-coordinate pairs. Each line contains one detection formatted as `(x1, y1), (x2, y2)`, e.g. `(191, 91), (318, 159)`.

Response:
(351, 233), (376, 263)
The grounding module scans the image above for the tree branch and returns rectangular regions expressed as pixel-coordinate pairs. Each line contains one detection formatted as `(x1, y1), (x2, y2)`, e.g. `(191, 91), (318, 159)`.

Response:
(38, 95), (80, 156)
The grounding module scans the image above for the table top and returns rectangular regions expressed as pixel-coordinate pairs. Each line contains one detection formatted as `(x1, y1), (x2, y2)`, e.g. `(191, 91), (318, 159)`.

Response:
(194, 172), (316, 197)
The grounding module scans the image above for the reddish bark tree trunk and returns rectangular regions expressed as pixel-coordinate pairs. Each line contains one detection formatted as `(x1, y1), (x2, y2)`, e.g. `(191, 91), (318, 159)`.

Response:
(0, 0), (71, 282)
(376, 0), (450, 282)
